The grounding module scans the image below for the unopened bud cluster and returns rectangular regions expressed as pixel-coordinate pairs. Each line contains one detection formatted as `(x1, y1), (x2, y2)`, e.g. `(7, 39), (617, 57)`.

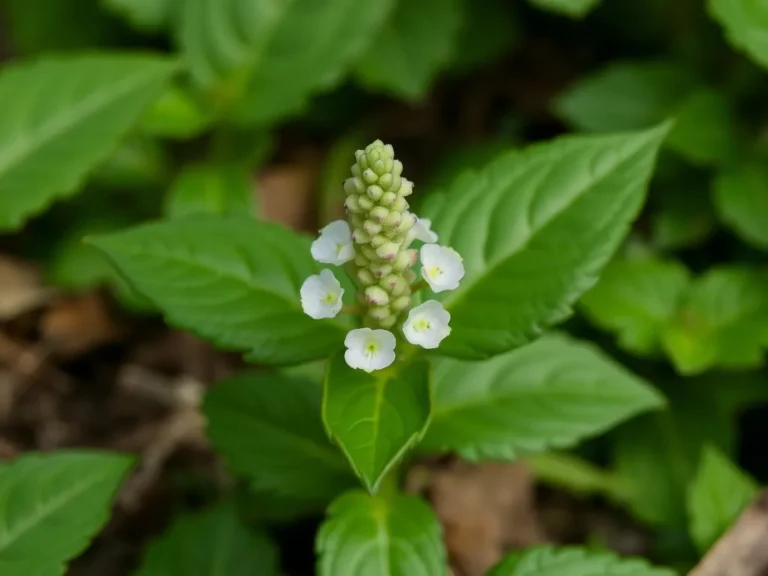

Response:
(300, 140), (465, 372)
(344, 140), (417, 329)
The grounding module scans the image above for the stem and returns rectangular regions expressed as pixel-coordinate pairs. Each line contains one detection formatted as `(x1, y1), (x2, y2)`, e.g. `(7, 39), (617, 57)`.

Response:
(411, 279), (428, 292)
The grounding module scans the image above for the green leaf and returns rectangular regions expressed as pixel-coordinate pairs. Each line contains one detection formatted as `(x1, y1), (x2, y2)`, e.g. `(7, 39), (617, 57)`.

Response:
(661, 267), (768, 375)
(205, 371), (355, 503)
(713, 158), (768, 249)
(421, 334), (664, 460)
(323, 355), (431, 493)
(90, 136), (167, 190)
(165, 164), (255, 219)
(451, 0), (518, 71)
(316, 491), (445, 576)
(687, 445), (758, 553)
(102, 0), (175, 32)
(424, 124), (669, 359)
(580, 257), (691, 356)
(709, 0), (768, 69)
(614, 380), (735, 528)
(140, 85), (212, 140)
(555, 62), (696, 132)
(354, 0), (462, 99)
(0, 450), (133, 576)
(89, 215), (349, 365)
(0, 54), (176, 231)
(136, 501), (278, 576)
(180, 0), (394, 126)
(488, 545), (676, 576)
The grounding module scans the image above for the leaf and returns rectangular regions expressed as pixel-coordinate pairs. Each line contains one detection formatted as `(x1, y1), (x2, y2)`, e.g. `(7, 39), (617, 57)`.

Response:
(136, 501), (278, 576)
(614, 380), (735, 528)
(102, 0), (175, 32)
(687, 445), (758, 553)
(0, 54), (176, 231)
(316, 491), (445, 576)
(204, 371), (355, 502)
(420, 334), (664, 460)
(451, 0), (518, 71)
(165, 164), (255, 219)
(709, 0), (768, 69)
(89, 215), (350, 365)
(322, 355), (432, 493)
(0, 450), (133, 576)
(354, 0), (462, 99)
(713, 158), (768, 249)
(661, 267), (768, 375)
(488, 545), (676, 576)
(555, 62), (696, 132)
(180, 0), (394, 126)
(140, 85), (212, 140)
(580, 257), (691, 356)
(424, 124), (669, 359)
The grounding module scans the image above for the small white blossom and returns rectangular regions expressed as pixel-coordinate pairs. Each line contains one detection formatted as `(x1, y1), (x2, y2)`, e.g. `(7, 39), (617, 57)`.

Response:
(300, 269), (344, 319)
(408, 216), (438, 244)
(420, 244), (464, 293)
(344, 328), (396, 372)
(403, 300), (451, 349)
(311, 220), (354, 265)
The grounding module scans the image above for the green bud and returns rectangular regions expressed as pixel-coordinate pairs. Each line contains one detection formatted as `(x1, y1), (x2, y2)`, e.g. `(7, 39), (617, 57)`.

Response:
(355, 150), (367, 168)
(391, 295), (411, 311)
(350, 214), (364, 229)
(343, 178), (358, 196)
(392, 196), (408, 212)
(370, 234), (388, 248)
(358, 195), (374, 211)
(393, 160), (403, 177)
(351, 164), (361, 178)
(370, 262), (393, 278)
(370, 206), (389, 222)
(353, 229), (370, 244)
(384, 211), (402, 228)
(367, 185), (384, 201)
(379, 274), (400, 293)
(373, 159), (387, 175)
(363, 168), (378, 184)
(355, 253), (369, 267)
(393, 249), (416, 272)
(345, 194), (362, 213)
(378, 315), (397, 329)
(361, 246), (378, 260)
(368, 305), (392, 321)
(405, 269), (418, 283)
(357, 269), (375, 286)
(379, 173), (393, 189)
(365, 286), (390, 305)
(376, 242), (400, 260)
(364, 220), (382, 236)
(380, 192), (397, 206)
(400, 178), (414, 196)
(397, 212), (416, 233)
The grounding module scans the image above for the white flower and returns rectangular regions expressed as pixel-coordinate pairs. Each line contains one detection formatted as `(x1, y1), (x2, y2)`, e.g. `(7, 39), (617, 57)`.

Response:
(300, 269), (344, 319)
(311, 220), (354, 265)
(420, 244), (464, 293)
(408, 216), (438, 244)
(344, 328), (396, 372)
(403, 300), (451, 349)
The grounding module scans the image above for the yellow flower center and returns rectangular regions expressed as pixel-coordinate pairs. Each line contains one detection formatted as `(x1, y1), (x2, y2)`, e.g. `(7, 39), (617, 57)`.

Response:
(427, 266), (442, 279)
(365, 341), (379, 356)
(415, 318), (431, 331)
(323, 291), (338, 304)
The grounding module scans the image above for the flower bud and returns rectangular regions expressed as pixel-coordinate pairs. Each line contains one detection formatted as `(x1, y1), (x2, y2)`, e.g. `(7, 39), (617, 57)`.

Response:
(361, 246), (378, 260)
(400, 178), (414, 196)
(351, 164), (361, 178)
(370, 206), (389, 222)
(379, 173), (393, 189)
(368, 305), (392, 321)
(392, 196), (408, 213)
(355, 150), (368, 169)
(392, 249), (416, 272)
(367, 185), (384, 201)
(358, 195), (374, 211)
(373, 159), (387, 175)
(363, 220), (382, 236)
(343, 179), (359, 196)
(380, 274), (407, 295)
(365, 286), (390, 305)
(345, 194), (362, 213)
(378, 315), (397, 329)
(397, 212), (416, 234)
(383, 144), (394, 158)
(357, 269), (374, 286)
(370, 262), (393, 278)
(355, 253), (369, 267)
(381, 192), (397, 206)
(363, 168), (378, 184)
(376, 242), (400, 260)
(405, 269), (418, 283)
(350, 214), (364, 229)
(384, 211), (402, 228)
(370, 234), (388, 248)
(392, 160), (403, 177)
(352, 229), (370, 244)
(391, 295), (411, 311)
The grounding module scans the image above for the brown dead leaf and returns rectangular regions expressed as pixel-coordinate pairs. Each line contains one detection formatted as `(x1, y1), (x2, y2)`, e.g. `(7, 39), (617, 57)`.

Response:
(0, 255), (55, 321)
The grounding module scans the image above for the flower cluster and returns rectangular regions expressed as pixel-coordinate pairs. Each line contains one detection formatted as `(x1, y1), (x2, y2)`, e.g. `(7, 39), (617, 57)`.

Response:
(300, 140), (465, 372)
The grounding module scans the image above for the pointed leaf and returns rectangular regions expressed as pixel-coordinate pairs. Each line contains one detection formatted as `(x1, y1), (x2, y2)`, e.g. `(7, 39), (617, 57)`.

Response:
(0, 451), (133, 576)
(687, 445), (758, 553)
(528, 0), (602, 18)
(421, 334), (664, 460)
(316, 491), (445, 576)
(136, 501), (278, 576)
(709, 0), (768, 69)
(0, 54), (176, 230)
(205, 371), (355, 503)
(425, 124), (669, 359)
(165, 164), (255, 219)
(713, 158), (768, 249)
(323, 356), (431, 492)
(102, 0), (175, 32)
(354, 0), (462, 99)
(90, 215), (350, 365)
(488, 546), (675, 576)
(580, 257), (691, 356)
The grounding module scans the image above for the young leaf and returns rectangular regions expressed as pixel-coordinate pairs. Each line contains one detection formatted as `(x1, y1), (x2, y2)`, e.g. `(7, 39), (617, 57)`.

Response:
(165, 164), (255, 219)
(555, 61), (696, 132)
(420, 334), (664, 460)
(180, 0), (394, 126)
(424, 124), (669, 359)
(140, 85), (212, 140)
(89, 215), (350, 365)
(580, 257), (691, 356)
(709, 0), (768, 70)
(661, 267), (768, 375)
(102, 0), (175, 32)
(488, 545), (675, 576)
(204, 372), (356, 503)
(687, 445), (758, 553)
(0, 54), (176, 231)
(316, 491), (445, 576)
(0, 451), (133, 575)
(713, 159), (768, 249)
(136, 501), (279, 576)
(354, 0), (462, 99)
(323, 355), (431, 493)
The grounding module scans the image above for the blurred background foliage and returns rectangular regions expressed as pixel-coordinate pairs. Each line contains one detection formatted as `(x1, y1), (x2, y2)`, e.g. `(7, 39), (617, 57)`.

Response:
(2, 0), (768, 573)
